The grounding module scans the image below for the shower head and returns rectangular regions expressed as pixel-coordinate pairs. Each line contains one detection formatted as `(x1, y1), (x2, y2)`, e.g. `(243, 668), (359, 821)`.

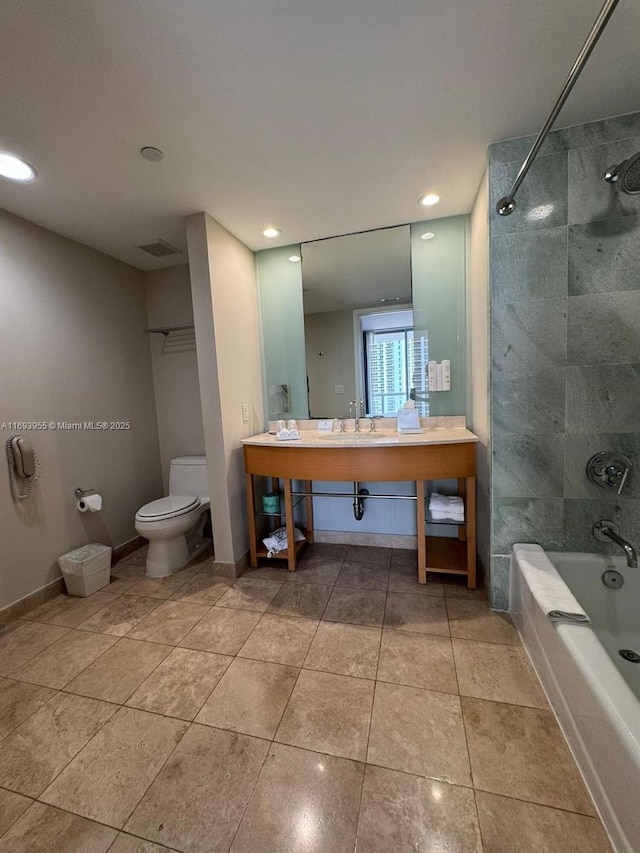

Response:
(604, 152), (640, 194)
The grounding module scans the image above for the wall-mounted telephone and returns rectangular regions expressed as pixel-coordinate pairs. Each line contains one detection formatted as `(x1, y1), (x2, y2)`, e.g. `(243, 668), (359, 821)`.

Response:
(11, 436), (36, 478)
(6, 434), (40, 501)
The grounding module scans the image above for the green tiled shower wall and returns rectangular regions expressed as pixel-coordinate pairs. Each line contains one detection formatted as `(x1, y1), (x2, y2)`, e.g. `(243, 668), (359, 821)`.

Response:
(488, 110), (640, 608)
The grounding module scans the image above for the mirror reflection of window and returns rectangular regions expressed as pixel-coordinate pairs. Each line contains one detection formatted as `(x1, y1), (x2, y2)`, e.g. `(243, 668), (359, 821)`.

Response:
(301, 225), (412, 419)
(359, 308), (428, 416)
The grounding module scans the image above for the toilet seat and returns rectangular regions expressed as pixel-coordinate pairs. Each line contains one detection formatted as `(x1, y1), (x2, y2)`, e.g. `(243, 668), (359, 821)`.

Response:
(135, 495), (201, 521)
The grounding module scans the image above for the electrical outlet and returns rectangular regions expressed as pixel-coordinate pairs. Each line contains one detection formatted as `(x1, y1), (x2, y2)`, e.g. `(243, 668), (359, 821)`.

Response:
(242, 402), (249, 422)
(335, 384), (344, 394)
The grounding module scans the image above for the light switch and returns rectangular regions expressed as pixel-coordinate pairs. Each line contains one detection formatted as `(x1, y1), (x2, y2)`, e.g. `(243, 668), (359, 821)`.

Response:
(335, 384), (344, 394)
(242, 402), (249, 422)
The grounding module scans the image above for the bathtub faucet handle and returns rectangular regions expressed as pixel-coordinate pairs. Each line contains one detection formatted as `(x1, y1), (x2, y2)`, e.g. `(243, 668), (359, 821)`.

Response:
(611, 464), (630, 495)
(586, 452), (632, 495)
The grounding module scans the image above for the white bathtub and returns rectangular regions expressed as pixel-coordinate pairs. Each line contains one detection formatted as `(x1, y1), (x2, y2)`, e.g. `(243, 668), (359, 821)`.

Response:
(510, 547), (640, 853)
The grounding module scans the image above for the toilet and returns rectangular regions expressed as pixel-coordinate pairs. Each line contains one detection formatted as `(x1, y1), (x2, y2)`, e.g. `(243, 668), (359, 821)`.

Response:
(135, 456), (211, 578)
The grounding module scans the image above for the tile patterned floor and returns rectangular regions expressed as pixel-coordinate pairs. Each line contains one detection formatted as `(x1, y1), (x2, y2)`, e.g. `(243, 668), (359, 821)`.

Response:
(0, 544), (613, 852)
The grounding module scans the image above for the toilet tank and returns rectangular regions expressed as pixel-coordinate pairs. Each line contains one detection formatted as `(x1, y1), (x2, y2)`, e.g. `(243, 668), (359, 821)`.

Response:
(169, 456), (209, 499)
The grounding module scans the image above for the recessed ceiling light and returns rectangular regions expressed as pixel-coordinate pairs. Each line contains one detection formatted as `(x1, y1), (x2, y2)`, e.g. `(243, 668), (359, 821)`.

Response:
(0, 152), (37, 182)
(420, 232), (436, 240)
(140, 146), (164, 162)
(288, 255), (301, 263)
(263, 227), (280, 239)
(419, 193), (440, 207)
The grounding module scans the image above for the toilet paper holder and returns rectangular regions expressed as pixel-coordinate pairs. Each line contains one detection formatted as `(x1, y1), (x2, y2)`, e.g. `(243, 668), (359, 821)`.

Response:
(74, 486), (95, 498)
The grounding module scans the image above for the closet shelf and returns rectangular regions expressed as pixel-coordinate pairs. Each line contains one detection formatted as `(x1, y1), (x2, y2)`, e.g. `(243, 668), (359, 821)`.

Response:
(144, 324), (194, 336)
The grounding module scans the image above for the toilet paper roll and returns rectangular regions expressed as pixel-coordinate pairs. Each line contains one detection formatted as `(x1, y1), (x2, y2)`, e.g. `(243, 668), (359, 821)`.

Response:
(77, 494), (103, 513)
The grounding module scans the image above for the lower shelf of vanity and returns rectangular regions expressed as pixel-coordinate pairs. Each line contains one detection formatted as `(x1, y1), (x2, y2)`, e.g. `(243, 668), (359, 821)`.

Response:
(252, 533), (466, 577)
(424, 536), (469, 576)
(254, 534), (309, 562)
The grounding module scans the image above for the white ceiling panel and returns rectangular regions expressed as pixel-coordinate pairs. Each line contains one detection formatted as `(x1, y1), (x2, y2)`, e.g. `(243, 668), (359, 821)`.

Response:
(0, 0), (638, 268)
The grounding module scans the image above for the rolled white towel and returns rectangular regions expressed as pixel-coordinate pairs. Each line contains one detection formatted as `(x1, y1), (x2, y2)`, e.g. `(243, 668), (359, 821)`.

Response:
(512, 544), (589, 623)
(277, 428), (301, 441)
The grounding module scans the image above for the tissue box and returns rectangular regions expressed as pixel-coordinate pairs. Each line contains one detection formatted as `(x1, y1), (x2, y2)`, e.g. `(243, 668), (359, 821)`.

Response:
(397, 409), (422, 433)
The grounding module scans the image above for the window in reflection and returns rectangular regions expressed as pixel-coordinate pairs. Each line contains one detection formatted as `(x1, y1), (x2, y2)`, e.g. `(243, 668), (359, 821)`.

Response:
(358, 308), (428, 416)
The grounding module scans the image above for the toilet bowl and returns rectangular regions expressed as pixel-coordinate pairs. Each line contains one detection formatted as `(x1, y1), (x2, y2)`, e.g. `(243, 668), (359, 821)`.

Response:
(135, 456), (211, 578)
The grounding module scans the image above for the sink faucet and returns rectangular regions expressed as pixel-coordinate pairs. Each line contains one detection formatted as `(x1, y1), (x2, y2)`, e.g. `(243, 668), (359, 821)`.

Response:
(349, 401), (361, 432)
(593, 521), (638, 568)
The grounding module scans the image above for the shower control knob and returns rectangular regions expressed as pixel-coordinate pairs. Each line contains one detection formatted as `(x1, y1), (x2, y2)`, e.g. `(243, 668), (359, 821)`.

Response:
(586, 451), (632, 495)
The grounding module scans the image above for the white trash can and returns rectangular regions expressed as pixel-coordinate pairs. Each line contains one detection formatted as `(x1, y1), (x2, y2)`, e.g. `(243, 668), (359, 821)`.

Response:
(58, 543), (112, 597)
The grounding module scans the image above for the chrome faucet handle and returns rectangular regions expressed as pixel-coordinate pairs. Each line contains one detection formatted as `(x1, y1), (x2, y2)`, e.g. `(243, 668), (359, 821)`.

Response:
(338, 418), (346, 433)
(587, 451), (632, 495)
(610, 465), (630, 495)
(369, 418), (376, 432)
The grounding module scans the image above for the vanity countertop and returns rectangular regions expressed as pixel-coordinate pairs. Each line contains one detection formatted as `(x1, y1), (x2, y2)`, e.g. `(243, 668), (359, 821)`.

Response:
(242, 426), (478, 448)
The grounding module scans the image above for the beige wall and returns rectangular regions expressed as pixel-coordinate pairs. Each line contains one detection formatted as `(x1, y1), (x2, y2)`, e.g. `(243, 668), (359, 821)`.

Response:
(304, 309), (356, 419)
(467, 172), (490, 576)
(186, 213), (265, 565)
(144, 265), (204, 491)
(0, 209), (162, 611)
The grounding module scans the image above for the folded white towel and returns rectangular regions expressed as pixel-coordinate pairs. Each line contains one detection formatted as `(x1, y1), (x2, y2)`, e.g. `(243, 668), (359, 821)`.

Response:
(512, 544), (590, 623)
(430, 492), (464, 508)
(429, 492), (464, 522)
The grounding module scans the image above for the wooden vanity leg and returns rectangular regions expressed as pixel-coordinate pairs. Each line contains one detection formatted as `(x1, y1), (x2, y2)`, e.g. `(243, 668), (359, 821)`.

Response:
(457, 478), (467, 541)
(304, 480), (314, 544)
(283, 478), (297, 572)
(246, 472), (258, 568)
(466, 475), (476, 589)
(417, 479), (427, 584)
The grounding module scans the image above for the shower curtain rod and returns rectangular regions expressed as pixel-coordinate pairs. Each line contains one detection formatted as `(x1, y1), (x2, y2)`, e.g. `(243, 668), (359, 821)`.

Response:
(496, 0), (620, 216)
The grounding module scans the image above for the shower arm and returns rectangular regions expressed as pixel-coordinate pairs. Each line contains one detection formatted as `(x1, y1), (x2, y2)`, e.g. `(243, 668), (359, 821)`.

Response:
(496, 0), (620, 216)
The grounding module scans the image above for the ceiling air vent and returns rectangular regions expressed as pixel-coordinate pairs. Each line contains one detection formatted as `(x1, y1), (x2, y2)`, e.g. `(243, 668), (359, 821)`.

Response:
(137, 239), (183, 258)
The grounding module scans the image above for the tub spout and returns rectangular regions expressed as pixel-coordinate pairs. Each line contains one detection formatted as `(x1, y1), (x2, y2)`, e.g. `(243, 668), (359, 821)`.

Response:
(593, 521), (638, 568)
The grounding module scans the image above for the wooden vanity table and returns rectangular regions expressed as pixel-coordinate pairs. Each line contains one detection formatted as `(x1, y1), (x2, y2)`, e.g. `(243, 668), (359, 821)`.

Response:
(243, 424), (478, 588)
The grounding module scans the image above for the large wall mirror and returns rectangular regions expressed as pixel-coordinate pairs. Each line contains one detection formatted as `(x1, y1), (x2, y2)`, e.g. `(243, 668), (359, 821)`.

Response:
(256, 216), (467, 423)
(302, 226), (420, 419)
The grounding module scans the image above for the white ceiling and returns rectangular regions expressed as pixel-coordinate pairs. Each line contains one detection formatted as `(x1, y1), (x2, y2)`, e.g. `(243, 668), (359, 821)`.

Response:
(1, 0), (639, 270)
